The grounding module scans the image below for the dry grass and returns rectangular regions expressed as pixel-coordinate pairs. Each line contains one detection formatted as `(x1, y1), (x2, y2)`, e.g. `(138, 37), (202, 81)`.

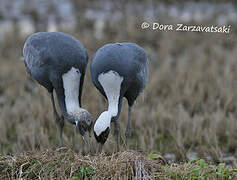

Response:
(0, 148), (161, 179)
(0, 148), (236, 179)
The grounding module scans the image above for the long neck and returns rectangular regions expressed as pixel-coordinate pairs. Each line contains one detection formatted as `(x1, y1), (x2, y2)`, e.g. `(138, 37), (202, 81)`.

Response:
(62, 67), (81, 114)
(56, 67), (83, 124)
(108, 96), (123, 121)
(98, 70), (124, 121)
(54, 87), (78, 124)
(108, 97), (118, 117)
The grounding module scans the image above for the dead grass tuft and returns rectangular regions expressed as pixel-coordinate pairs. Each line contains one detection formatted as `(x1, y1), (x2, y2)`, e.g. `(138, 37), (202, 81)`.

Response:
(0, 148), (162, 179)
(0, 148), (236, 179)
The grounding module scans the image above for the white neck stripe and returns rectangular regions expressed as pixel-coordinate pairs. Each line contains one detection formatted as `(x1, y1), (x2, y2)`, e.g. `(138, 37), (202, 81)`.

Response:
(62, 67), (81, 115)
(98, 70), (123, 117)
(94, 111), (112, 136)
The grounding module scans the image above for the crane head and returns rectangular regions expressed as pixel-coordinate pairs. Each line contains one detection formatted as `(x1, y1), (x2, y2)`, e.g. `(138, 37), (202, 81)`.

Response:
(93, 111), (112, 144)
(94, 127), (110, 144)
(75, 109), (93, 137)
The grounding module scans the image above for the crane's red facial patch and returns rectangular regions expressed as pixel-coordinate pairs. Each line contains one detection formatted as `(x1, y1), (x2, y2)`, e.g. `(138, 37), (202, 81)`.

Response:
(94, 127), (110, 144)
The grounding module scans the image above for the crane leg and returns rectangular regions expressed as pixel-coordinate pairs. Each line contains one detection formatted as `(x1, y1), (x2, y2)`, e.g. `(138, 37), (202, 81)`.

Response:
(114, 121), (121, 152)
(125, 106), (132, 146)
(50, 92), (64, 146)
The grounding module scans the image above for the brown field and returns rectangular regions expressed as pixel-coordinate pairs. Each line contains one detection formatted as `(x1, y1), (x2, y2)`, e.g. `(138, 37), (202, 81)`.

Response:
(0, 1), (237, 178)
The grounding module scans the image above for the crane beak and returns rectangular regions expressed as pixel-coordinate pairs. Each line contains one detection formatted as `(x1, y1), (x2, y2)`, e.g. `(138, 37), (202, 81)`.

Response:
(82, 136), (86, 142)
(82, 135), (91, 147)
(75, 120), (79, 133)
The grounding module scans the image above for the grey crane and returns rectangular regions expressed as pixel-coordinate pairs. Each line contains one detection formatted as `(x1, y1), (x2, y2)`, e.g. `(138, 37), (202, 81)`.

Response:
(22, 32), (93, 146)
(91, 42), (148, 151)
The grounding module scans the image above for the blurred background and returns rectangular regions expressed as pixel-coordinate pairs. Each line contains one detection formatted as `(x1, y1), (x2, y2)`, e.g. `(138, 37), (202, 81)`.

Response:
(0, 0), (237, 167)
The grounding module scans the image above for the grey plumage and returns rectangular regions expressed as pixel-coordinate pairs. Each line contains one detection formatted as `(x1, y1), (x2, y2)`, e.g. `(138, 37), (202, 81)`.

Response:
(23, 32), (88, 107)
(91, 42), (148, 150)
(22, 32), (92, 145)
